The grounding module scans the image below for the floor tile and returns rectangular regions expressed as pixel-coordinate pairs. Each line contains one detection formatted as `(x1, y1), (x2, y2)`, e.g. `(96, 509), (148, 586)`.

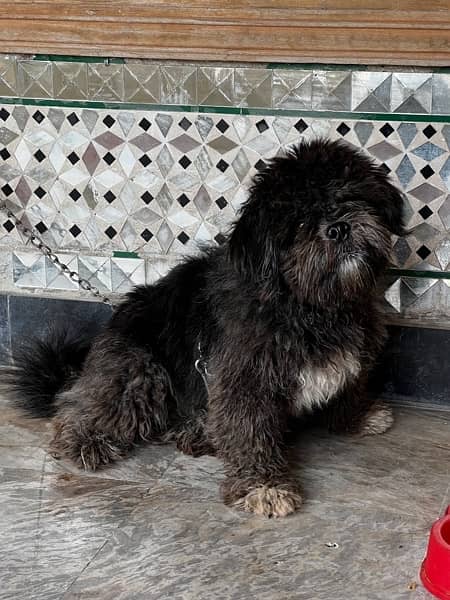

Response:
(0, 400), (446, 599)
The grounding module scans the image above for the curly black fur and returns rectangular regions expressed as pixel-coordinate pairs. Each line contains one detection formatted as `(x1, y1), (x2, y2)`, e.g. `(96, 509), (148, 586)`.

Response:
(4, 325), (94, 417)
(6, 139), (405, 517)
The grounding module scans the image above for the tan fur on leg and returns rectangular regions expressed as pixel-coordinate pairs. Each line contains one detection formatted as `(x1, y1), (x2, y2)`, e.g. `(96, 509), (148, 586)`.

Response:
(360, 403), (394, 435)
(234, 485), (302, 518)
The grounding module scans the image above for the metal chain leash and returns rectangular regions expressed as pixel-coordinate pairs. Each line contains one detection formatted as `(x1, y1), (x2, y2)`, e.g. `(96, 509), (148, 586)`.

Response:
(0, 200), (116, 309)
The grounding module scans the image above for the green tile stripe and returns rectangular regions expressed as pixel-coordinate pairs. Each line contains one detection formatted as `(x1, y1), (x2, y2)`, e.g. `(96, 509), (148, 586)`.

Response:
(0, 97), (196, 113)
(386, 269), (450, 280)
(33, 55), (125, 64)
(1, 96), (450, 123)
(32, 55), (450, 74)
(267, 62), (450, 74)
(238, 108), (450, 123)
(113, 251), (140, 259)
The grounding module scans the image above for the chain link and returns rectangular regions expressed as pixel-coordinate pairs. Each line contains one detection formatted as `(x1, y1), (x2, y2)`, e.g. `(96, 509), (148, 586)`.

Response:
(1, 200), (115, 309)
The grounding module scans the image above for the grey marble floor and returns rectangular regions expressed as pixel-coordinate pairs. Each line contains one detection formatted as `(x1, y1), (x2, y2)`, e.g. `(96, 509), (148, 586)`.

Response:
(1, 395), (448, 600)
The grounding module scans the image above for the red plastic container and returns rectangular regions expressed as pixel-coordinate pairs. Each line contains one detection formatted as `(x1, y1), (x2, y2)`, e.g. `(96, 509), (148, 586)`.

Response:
(421, 506), (450, 599)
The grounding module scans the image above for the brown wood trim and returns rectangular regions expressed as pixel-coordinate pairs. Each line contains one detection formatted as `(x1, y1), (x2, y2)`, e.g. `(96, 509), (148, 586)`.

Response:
(1, 1), (449, 65)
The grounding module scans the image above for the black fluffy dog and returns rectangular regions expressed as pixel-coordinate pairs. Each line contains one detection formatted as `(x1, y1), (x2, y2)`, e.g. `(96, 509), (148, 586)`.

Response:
(7, 139), (405, 517)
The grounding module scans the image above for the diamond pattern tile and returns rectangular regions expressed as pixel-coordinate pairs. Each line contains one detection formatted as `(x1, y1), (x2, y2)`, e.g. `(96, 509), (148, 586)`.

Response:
(395, 155), (416, 188)
(397, 123), (418, 149)
(412, 142), (446, 162)
(1, 103), (450, 316)
(169, 133), (201, 154)
(367, 141), (402, 162)
(438, 195), (450, 230)
(354, 122), (374, 147)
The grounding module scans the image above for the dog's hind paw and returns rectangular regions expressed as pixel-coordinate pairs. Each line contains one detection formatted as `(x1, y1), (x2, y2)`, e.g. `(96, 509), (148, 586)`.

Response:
(234, 485), (303, 518)
(77, 436), (128, 471)
(359, 403), (394, 436)
(51, 420), (130, 470)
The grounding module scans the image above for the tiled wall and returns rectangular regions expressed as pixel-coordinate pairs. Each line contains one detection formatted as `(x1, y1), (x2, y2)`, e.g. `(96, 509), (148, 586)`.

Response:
(0, 56), (449, 324)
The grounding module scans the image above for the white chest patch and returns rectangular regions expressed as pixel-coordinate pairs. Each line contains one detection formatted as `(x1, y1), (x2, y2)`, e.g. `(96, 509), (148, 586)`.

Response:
(293, 351), (361, 415)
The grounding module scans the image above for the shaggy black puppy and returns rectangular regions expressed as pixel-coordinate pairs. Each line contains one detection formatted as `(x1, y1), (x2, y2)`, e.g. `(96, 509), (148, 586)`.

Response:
(7, 139), (405, 517)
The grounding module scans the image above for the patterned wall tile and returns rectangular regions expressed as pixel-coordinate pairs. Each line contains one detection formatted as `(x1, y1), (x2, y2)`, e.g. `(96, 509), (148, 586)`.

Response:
(123, 64), (161, 104)
(0, 101), (450, 318)
(391, 73), (432, 114)
(197, 67), (234, 107)
(351, 72), (391, 112)
(9, 248), (450, 322)
(234, 68), (272, 108)
(78, 255), (112, 291)
(17, 60), (53, 99)
(312, 71), (352, 111)
(1, 56), (450, 320)
(272, 70), (312, 110)
(12, 251), (46, 288)
(53, 62), (89, 101)
(2, 57), (450, 117)
(46, 253), (79, 290)
(88, 64), (124, 102)
(0, 56), (17, 98)
(160, 65), (197, 105)
(111, 256), (145, 292)
(1, 105), (450, 297)
(384, 276), (450, 318)
(432, 74), (450, 115)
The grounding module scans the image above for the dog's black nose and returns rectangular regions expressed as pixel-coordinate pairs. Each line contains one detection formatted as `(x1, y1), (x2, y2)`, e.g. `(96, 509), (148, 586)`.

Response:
(326, 222), (351, 241)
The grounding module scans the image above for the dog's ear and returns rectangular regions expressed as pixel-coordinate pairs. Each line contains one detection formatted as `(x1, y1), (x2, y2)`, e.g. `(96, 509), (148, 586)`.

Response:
(228, 197), (280, 297)
(376, 177), (407, 236)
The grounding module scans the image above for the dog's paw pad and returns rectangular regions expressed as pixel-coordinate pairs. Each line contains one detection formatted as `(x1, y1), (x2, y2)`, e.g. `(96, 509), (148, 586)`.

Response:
(235, 485), (302, 518)
(360, 404), (394, 436)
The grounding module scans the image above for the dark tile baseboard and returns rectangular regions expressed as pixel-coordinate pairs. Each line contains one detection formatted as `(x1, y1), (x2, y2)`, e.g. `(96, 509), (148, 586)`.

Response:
(372, 325), (450, 407)
(0, 295), (9, 364)
(0, 294), (112, 363)
(0, 293), (448, 408)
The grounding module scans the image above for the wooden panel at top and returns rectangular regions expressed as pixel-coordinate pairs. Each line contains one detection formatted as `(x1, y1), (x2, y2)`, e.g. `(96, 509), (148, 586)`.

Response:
(1, 1), (449, 65)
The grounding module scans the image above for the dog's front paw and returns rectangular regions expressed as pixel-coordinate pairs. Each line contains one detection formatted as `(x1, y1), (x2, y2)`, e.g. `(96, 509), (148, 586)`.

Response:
(359, 403), (394, 436)
(233, 484), (302, 518)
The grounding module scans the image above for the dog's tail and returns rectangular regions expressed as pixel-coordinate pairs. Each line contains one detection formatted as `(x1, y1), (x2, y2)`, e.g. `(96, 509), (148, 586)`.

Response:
(2, 326), (94, 418)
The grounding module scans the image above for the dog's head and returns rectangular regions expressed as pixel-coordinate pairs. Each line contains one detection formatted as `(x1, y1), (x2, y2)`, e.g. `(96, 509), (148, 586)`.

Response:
(228, 138), (405, 305)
